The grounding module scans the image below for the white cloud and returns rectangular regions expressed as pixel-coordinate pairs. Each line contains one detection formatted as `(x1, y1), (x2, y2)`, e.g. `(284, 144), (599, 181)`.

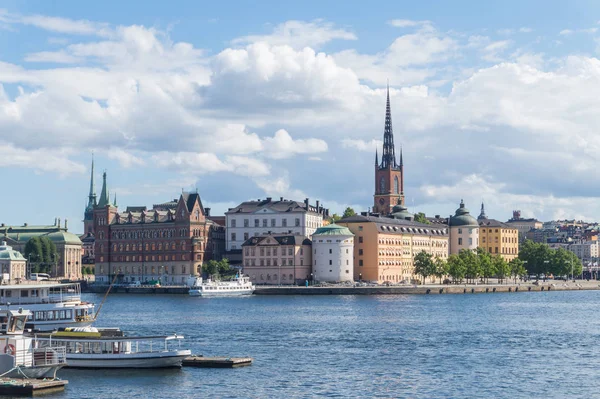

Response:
(388, 19), (431, 28)
(559, 29), (573, 35)
(232, 20), (356, 49)
(262, 129), (328, 159)
(519, 27), (533, 33)
(481, 40), (511, 62)
(106, 148), (145, 168)
(150, 152), (270, 178)
(24, 50), (81, 64)
(0, 144), (85, 177)
(341, 139), (382, 152)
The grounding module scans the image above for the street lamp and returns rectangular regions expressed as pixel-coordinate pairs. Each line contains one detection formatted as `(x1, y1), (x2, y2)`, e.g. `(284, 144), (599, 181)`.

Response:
(359, 273), (362, 282)
(310, 273), (313, 286)
(543, 260), (549, 282)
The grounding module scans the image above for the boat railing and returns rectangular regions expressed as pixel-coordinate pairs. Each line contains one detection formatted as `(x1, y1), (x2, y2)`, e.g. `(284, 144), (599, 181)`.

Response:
(0, 295), (82, 306)
(32, 347), (67, 367)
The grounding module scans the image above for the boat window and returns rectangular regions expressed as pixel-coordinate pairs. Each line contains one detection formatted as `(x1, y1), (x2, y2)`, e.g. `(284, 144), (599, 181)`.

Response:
(59, 310), (66, 319)
(47, 311), (54, 320)
(20, 290), (28, 297)
(66, 310), (72, 319)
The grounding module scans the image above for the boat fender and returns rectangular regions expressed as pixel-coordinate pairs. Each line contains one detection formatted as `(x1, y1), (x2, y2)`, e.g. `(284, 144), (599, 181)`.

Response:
(4, 344), (15, 355)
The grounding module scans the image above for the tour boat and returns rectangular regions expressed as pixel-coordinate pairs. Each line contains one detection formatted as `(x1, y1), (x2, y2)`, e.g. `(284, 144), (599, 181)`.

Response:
(0, 308), (66, 379)
(188, 274), (255, 297)
(34, 327), (192, 368)
(0, 282), (95, 331)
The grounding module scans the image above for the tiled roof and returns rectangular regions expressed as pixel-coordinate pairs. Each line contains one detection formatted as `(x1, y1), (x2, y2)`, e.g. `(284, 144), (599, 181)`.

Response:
(339, 215), (448, 236)
(479, 219), (513, 229)
(242, 234), (312, 247)
(227, 198), (323, 215)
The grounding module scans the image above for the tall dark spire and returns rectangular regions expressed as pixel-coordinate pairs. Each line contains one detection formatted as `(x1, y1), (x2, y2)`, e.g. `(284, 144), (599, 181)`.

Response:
(375, 149), (378, 166)
(85, 154), (97, 212)
(478, 201), (487, 220)
(399, 145), (403, 167)
(380, 84), (398, 169)
(97, 171), (110, 208)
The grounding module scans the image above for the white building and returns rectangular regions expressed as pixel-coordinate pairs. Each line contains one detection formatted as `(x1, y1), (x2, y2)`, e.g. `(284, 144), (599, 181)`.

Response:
(225, 197), (329, 251)
(449, 200), (479, 255)
(569, 241), (599, 262)
(0, 241), (27, 282)
(312, 224), (354, 283)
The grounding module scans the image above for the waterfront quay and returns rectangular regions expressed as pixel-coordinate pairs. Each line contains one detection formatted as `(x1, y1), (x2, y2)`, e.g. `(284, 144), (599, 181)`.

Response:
(85, 280), (600, 295)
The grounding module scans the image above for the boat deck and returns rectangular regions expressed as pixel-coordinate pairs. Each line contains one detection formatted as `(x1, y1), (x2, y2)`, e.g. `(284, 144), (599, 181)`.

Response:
(182, 356), (253, 368)
(0, 378), (68, 396)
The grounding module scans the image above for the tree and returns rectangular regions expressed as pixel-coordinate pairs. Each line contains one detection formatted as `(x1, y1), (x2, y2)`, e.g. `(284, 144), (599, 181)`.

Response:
(414, 212), (431, 225)
(459, 249), (480, 284)
(217, 259), (231, 275)
(24, 236), (57, 276)
(329, 214), (342, 223)
(447, 254), (466, 283)
(477, 248), (495, 284)
(413, 251), (435, 284)
(202, 260), (219, 277)
(493, 256), (510, 284)
(509, 258), (527, 283)
(519, 240), (552, 279)
(433, 257), (448, 284)
(342, 207), (356, 218)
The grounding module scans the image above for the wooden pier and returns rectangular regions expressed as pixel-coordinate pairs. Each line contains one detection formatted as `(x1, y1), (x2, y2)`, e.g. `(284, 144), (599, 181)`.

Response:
(182, 356), (253, 368)
(0, 378), (67, 396)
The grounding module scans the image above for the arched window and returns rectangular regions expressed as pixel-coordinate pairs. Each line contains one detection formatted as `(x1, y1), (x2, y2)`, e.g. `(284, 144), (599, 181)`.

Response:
(379, 176), (385, 193)
(394, 176), (399, 194)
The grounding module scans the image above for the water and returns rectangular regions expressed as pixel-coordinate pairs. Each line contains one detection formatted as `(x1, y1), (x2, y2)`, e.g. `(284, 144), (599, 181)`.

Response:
(43, 291), (600, 398)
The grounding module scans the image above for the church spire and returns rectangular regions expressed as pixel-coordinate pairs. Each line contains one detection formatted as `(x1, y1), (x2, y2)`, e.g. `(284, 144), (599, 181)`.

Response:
(381, 83), (397, 169)
(375, 149), (378, 166)
(399, 145), (403, 167)
(478, 201), (487, 220)
(97, 171), (110, 208)
(85, 154), (97, 211)
(113, 192), (118, 207)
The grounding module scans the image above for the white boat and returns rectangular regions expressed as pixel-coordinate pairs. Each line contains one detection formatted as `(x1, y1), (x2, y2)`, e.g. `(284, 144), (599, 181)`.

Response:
(188, 274), (255, 297)
(35, 327), (192, 369)
(0, 282), (95, 331)
(0, 308), (66, 379)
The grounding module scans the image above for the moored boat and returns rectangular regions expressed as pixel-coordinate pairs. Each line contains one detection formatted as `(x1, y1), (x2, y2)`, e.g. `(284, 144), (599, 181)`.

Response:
(188, 274), (255, 297)
(34, 327), (191, 368)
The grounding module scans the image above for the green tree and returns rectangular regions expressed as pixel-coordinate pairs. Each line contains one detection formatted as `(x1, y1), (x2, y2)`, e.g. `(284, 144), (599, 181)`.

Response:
(413, 251), (435, 284)
(519, 240), (552, 279)
(509, 258), (526, 283)
(477, 248), (496, 284)
(447, 254), (466, 283)
(217, 258), (231, 275)
(202, 260), (219, 277)
(24, 237), (43, 269)
(433, 256), (448, 284)
(342, 207), (356, 218)
(493, 256), (510, 284)
(329, 214), (342, 223)
(414, 212), (431, 225)
(459, 249), (480, 284)
(549, 247), (572, 278)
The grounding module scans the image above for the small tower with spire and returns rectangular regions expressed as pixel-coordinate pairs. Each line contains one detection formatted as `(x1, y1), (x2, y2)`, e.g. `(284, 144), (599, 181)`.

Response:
(83, 155), (97, 235)
(478, 202), (488, 220)
(373, 83), (405, 215)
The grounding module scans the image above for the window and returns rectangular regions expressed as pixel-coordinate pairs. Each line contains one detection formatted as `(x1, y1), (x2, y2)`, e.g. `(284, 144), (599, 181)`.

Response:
(271, 219), (276, 227)
(359, 236), (363, 243)
(231, 233), (236, 241)
(260, 248), (265, 256)
(273, 248), (278, 256)
(394, 176), (399, 194)
(359, 249), (363, 255)
(359, 260), (363, 266)
(329, 260), (332, 265)
(495, 247), (498, 253)
(282, 219), (287, 227)
(295, 218), (300, 227)
(231, 219), (236, 228)
(329, 249), (332, 254)
(263, 219), (268, 227)
(379, 176), (385, 193)
(458, 238), (463, 245)
(469, 238), (473, 245)
(458, 228), (462, 234)
(244, 232), (249, 241)
(358, 226), (363, 231)
(254, 219), (259, 227)
(288, 248), (293, 256)
(244, 219), (249, 227)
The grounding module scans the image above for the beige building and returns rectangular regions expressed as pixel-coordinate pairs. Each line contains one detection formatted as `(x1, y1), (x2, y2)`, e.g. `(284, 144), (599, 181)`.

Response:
(242, 234), (312, 285)
(448, 200), (479, 255)
(477, 203), (519, 261)
(0, 241), (27, 282)
(505, 210), (543, 241)
(338, 213), (448, 284)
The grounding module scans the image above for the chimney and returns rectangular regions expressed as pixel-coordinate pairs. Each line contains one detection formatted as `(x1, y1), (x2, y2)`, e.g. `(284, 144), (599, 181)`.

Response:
(54, 217), (57, 226)
(316, 200), (320, 212)
(435, 215), (440, 219)
(57, 218), (61, 228)
(65, 219), (68, 230)
(205, 208), (211, 217)
(280, 197), (283, 202)
(266, 197), (272, 203)
(304, 198), (309, 210)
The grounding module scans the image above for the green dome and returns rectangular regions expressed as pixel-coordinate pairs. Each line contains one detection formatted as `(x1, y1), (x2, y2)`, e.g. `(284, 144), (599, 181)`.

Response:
(0, 243), (26, 261)
(449, 200), (478, 227)
(391, 204), (413, 220)
(313, 224), (354, 236)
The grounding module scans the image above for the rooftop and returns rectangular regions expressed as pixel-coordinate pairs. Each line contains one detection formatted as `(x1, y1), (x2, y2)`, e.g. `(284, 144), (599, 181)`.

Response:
(339, 214), (448, 236)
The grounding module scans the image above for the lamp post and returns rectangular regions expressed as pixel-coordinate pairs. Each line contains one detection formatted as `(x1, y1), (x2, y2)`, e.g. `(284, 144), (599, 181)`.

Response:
(543, 260), (549, 282)
(310, 273), (313, 286)
(52, 253), (58, 279)
(359, 273), (362, 282)
(522, 260), (527, 282)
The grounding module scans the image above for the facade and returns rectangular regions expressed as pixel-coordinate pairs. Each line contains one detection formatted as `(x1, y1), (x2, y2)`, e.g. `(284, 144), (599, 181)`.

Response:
(241, 234), (312, 285)
(505, 210), (543, 241)
(312, 224), (354, 283)
(373, 86), (404, 215)
(569, 241), (599, 263)
(477, 204), (519, 260)
(0, 241), (27, 282)
(1, 220), (83, 279)
(93, 172), (225, 285)
(448, 200), (479, 255)
(225, 197), (328, 253)
(338, 214), (448, 284)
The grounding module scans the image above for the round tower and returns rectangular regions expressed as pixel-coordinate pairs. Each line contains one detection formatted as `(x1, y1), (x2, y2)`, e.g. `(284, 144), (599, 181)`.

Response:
(311, 224), (354, 283)
(449, 200), (479, 254)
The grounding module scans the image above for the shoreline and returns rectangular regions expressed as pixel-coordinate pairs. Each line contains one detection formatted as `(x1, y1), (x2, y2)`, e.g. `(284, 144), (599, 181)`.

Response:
(84, 280), (600, 295)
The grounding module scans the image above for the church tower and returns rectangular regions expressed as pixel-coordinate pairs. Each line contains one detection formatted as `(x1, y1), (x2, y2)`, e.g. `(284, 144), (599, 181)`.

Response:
(373, 85), (404, 215)
(83, 155), (97, 235)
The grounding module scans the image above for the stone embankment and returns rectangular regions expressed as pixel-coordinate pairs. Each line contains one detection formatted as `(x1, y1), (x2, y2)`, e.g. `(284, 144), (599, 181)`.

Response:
(85, 281), (600, 295)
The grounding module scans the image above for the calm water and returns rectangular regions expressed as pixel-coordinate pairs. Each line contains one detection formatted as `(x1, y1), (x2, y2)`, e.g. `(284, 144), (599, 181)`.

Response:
(43, 291), (600, 399)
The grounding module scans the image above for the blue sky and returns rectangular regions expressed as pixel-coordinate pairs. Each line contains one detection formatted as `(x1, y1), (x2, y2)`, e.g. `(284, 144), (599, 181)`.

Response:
(2, 0), (600, 233)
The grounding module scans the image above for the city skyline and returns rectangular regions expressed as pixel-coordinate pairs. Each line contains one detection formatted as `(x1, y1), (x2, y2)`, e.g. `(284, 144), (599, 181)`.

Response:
(2, 0), (600, 233)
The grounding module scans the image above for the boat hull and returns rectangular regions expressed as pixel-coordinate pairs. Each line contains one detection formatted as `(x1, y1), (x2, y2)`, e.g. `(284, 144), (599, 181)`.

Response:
(64, 350), (192, 369)
(189, 289), (254, 297)
(3, 364), (64, 379)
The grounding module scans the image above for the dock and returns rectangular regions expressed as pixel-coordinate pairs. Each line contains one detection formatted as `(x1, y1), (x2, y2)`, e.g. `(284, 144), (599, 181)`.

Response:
(182, 356), (253, 368)
(0, 378), (67, 396)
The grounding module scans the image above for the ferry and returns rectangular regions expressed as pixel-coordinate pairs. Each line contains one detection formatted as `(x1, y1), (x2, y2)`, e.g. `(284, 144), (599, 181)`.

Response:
(0, 308), (66, 379)
(0, 282), (95, 331)
(35, 327), (191, 368)
(188, 274), (255, 297)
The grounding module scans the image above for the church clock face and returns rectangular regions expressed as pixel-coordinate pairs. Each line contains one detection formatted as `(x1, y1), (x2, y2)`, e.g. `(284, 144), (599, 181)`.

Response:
(379, 198), (385, 205)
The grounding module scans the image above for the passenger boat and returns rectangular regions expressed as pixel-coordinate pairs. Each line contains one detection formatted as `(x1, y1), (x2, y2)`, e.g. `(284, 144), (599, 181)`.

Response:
(34, 327), (192, 368)
(188, 274), (255, 297)
(0, 308), (66, 379)
(0, 282), (95, 331)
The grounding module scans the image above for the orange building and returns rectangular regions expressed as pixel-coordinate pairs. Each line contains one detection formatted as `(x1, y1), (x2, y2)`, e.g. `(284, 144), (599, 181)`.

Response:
(477, 203), (519, 261)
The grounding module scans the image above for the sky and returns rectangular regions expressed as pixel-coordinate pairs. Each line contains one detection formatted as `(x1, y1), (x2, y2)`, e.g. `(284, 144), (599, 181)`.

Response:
(2, 0), (600, 234)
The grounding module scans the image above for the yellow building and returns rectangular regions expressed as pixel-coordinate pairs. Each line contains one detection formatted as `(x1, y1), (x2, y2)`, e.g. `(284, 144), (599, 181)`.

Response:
(338, 213), (448, 284)
(477, 204), (519, 261)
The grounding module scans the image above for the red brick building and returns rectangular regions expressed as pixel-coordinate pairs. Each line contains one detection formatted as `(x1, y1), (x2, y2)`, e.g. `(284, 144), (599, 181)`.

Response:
(92, 172), (224, 285)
